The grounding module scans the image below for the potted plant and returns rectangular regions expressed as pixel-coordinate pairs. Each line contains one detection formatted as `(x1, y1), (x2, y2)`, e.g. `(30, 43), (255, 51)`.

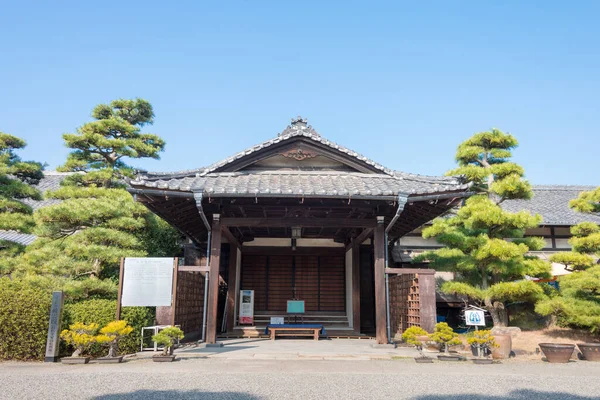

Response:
(430, 322), (463, 361)
(577, 343), (600, 362)
(95, 320), (134, 363)
(402, 326), (433, 363)
(538, 343), (576, 363)
(467, 330), (498, 364)
(60, 322), (98, 364)
(152, 326), (184, 362)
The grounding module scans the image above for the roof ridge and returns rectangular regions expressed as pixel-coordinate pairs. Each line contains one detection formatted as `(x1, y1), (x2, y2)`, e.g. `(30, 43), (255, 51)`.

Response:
(532, 184), (597, 191)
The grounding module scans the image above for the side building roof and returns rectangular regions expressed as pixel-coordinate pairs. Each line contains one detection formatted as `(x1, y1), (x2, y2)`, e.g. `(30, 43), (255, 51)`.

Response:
(502, 185), (600, 226)
(0, 171), (71, 246)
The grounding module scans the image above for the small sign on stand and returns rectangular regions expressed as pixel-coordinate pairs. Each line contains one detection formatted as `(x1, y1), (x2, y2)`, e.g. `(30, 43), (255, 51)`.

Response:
(465, 305), (486, 329)
(239, 290), (254, 325)
(45, 291), (64, 362)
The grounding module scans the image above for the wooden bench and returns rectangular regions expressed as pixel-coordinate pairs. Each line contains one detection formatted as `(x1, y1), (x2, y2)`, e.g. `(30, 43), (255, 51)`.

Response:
(266, 324), (324, 341)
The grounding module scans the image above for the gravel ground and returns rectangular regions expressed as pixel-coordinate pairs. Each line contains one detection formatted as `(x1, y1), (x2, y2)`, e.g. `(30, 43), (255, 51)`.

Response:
(2, 358), (600, 400)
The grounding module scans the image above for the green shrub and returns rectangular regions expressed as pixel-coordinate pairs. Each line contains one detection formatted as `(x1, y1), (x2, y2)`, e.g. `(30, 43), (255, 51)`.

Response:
(0, 278), (53, 360)
(63, 299), (154, 355)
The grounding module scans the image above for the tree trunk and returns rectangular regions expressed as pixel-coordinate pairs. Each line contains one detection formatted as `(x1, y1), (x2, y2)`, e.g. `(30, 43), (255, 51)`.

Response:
(485, 298), (508, 327)
(108, 342), (117, 358)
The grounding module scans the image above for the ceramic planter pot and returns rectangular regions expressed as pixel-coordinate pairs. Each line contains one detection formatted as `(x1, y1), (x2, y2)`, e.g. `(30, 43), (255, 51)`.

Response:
(491, 334), (512, 360)
(152, 355), (176, 362)
(539, 343), (575, 363)
(414, 357), (434, 363)
(97, 356), (124, 364)
(472, 358), (494, 365)
(61, 357), (90, 364)
(437, 354), (462, 362)
(578, 343), (600, 361)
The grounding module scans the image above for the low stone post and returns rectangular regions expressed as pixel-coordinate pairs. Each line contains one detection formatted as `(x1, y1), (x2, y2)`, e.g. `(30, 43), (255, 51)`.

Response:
(44, 291), (64, 362)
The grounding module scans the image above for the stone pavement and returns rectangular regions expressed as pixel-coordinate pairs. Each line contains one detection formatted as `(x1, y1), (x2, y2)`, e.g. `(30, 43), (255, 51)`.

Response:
(150, 338), (422, 361)
(3, 358), (600, 399)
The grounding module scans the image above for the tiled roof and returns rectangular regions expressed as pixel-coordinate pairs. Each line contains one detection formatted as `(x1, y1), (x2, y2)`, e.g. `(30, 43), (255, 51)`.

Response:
(131, 170), (468, 199)
(132, 118), (469, 198)
(1, 171), (71, 246)
(22, 171), (71, 210)
(0, 231), (37, 246)
(142, 117), (394, 179)
(502, 185), (600, 226)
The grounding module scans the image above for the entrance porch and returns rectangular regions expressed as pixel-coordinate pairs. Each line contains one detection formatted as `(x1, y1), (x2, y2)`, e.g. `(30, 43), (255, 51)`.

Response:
(129, 116), (471, 345)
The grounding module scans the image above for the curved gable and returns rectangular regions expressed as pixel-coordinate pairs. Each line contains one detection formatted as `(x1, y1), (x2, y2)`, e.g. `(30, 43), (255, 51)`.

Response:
(202, 116), (392, 176)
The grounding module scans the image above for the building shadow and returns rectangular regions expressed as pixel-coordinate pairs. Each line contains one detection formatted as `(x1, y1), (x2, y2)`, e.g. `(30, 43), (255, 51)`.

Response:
(177, 345), (258, 354)
(412, 389), (598, 400)
(96, 389), (260, 400)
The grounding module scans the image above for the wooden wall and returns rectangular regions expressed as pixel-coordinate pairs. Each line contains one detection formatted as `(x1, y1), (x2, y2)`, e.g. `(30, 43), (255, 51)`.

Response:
(240, 249), (345, 312)
(156, 271), (205, 338)
(389, 272), (436, 339)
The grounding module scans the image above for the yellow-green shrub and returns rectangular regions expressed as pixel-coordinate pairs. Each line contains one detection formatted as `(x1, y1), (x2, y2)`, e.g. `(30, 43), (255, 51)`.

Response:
(63, 299), (154, 355)
(0, 278), (52, 360)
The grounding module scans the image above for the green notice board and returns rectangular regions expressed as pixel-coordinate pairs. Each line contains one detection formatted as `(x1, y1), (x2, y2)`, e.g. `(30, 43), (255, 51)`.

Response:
(287, 300), (305, 314)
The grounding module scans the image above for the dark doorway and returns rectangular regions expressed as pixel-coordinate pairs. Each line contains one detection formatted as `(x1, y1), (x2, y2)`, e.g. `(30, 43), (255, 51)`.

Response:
(359, 245), (375, 334)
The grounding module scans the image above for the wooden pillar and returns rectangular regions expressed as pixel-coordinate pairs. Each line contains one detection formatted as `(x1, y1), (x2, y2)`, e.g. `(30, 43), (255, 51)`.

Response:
(373, 217), (387, 344)
(226, 239), (238, 332)
(351, 242), (361, 335)
(206, 214), (222, 344)
(116, 258), (125, 320)
(418, 273), (437, 333)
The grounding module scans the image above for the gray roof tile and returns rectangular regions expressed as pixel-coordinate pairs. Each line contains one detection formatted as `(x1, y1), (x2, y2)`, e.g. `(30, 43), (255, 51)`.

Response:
(0, 231), (37, 246)
(502, 185), (600, 226)
(1, 171), (71, 246)
(131, 170), (467, 199)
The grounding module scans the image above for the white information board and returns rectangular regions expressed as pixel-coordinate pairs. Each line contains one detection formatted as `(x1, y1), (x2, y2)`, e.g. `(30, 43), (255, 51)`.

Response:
(121, 258), (174, 307)
(465, 309), (486, 326)
(239, 290), (254, 325)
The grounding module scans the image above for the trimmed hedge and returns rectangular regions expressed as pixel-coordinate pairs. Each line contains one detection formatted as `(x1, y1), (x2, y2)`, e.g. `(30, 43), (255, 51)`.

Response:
(63, 299), (154, 356)
(0, 278), (53, 360)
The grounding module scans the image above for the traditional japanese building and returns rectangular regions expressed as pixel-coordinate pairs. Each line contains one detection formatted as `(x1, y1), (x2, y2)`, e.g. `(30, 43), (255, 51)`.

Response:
(128, 117), (472, 344)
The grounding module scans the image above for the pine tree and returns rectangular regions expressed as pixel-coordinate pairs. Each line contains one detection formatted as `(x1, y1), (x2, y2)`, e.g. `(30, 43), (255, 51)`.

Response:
(0, 133), (43, 274)
(536, 187), (600, 332)
(19, 99), (179, 280)
(548, 187), (600, 271)
(414, 129), (551, 326)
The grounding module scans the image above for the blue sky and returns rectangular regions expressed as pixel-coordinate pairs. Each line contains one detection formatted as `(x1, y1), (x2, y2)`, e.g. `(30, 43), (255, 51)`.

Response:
(1, 1), (598, 185)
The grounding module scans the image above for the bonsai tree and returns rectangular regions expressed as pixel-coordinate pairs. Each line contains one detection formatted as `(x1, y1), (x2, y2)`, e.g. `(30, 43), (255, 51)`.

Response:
(414, 129), (551, 326)
(60, 322), (98, 357)
(401, 326), (430, 358)
(467, 329), (498, 358)
(152, 326), (184, 356)
(429, 322), (462, 355)
(95, 320), (134, 358)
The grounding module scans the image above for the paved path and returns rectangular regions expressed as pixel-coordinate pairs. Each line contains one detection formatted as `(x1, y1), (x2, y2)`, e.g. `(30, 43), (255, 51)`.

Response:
(2, 358), (600, 400)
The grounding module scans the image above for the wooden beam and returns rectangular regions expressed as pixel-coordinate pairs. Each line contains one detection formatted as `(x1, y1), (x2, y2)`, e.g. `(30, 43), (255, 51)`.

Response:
(206, 214), (222, 344)
(373, 217), (388, 344)
(221, 217), (377, 228)
(171, 258), (179, 326)
(419, 273), (437, 333)
(178, 265), (210, 272)
(351, 242), (361, 335)
(116, 258), (125, 320)
(345, 228), (374, 252)
(385, 267), (436, 275)
(226, 245), (238, 332)
(221, 226), (242, 250)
